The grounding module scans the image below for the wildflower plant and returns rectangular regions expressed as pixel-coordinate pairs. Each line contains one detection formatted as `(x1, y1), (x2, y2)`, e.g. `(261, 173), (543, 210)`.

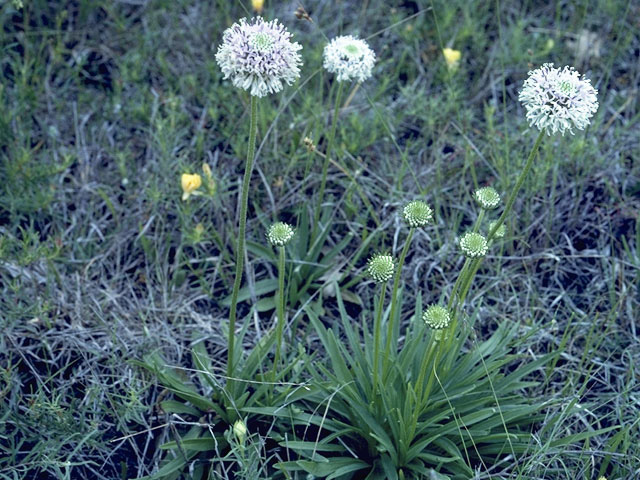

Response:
(267, 222), (295, 386)
(315, 34), (376, 236)
(281, 64), (601, 479)
(215, 16), (302, 392)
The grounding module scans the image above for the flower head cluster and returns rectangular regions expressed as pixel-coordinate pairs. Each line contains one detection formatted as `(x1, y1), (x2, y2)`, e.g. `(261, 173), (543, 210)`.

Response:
(267, 222), (295, 246)
(323, 35), (376, 83)
(366, 253), (394, 283)
(488, 221), (506, 239)
(181, 173), (202, 200)
(422, 305), (450, 329)
(215, 17), (302, 98)
(459, 232), (488, 258)
(474, 187), (501, 210)
(402, 200), (433, 228)
(519, 63), (598, 136)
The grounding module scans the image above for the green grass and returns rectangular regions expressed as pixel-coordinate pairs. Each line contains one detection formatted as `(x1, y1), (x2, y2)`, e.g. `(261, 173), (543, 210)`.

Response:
(1, 0), (639, 479)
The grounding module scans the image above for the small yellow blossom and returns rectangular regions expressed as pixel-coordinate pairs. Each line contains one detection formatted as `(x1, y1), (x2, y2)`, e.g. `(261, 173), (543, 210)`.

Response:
(181, 173), (202, 200)
(251, 0), (264, 13)
(442, 48), (461, 71)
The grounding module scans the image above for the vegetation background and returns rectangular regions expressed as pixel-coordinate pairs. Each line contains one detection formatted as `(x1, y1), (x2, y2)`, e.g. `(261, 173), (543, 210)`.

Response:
(0, 0), (638, 478)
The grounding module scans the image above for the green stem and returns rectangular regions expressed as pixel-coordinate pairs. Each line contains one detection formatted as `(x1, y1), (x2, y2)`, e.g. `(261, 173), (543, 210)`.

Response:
(226, 96), (258, 386)
(314, 81), (344, 235)
(414, 335), (439, 405)
(455, 129), (545, 312)
(371, 282), (387, 402)
(448, 209), (486, 313)
(447, 258), (470, 311)
(382, 228), (414, 382)
(271, 246), (286, 384)
(473, 209), (485, 233)
(488, 130), (545, 242)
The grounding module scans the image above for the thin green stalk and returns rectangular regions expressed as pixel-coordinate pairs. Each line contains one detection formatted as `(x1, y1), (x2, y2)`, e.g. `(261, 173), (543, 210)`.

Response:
(271, 246), (286, 384)
(448, 208), (486, 313)
(447, 258), (471, 311)
(382, 228), (414, 382)
(489, 130), (545, 242)
(314, 81), (344, 234)
(226, 96), (258, 385)
(371, 282), (387, 402)
(456, 130), (545, 311)
(472, 209), (485, 233)
(414, 336), (439, 406)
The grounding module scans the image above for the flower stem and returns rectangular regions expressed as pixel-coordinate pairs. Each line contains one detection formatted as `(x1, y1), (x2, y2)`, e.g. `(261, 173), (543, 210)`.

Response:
(371, 281), (387, 402)
(271, 246), (286, 384)
(454, 129), (545, 313)
(382, 228), (414, 382)
(448, 209), (486, 312)
(226, 96), (258, 387)
(314, 81), (344, 236)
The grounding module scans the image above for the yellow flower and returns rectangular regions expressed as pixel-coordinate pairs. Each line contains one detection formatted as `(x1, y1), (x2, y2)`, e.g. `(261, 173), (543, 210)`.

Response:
(251, 0), (264, 13)
(442, 47), (461, 71)
(181, 173), (202, 200)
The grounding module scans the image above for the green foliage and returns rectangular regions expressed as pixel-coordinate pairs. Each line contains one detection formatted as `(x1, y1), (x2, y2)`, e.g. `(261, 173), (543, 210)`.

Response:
(280, 288), (556, 479)
(135, 324), (309, 480)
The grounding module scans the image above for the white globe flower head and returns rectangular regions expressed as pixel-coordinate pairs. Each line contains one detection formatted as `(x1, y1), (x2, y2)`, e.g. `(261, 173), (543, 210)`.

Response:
(323, 35), (376, 83)
(267, 222), (295, 247)
(215, 17), (302, 98)
(519, 63), (598, 136)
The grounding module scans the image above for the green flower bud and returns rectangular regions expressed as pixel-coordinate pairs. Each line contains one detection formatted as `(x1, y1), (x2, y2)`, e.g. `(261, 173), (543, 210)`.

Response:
(267, 222), (294, 246)
(422, 305), (451, 329)
(488, 220), (506, 239)
(474, 187), (501, 210)
(459, 232), (488, 258)
(366, 253), (395, 283)
(402, 200), (433, 228)
(233, 419), (247, 444)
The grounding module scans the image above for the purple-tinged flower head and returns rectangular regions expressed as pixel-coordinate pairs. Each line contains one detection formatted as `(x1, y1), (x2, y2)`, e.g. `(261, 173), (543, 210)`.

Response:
(215, 17), (302, 98)
(323, 35), (375, 83)
(519, 63), (598, 136)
